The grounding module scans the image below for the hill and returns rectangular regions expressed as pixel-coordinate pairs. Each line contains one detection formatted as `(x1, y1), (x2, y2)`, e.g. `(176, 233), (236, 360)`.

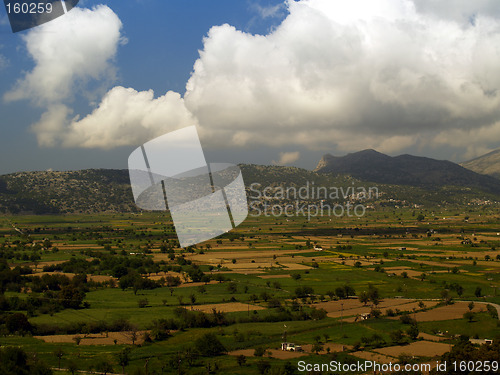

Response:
(0, 162), (498, 214)
(0, 169), (137, 214)
(461, 149), (500, 179)
(315, 149), (500, 195)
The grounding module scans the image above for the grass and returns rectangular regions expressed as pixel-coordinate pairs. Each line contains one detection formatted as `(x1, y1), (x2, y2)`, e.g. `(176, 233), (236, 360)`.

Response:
(0, 208), (499, 374)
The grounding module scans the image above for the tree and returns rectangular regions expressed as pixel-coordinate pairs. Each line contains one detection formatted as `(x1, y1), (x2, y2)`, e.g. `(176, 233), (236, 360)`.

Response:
(358, 291), (369, 305)
(407, 324), (419, 340)
(334, 287), (345, 299)
(435, 339), (500, 374)
(463, 311), (475, 322)
(53, 348), (64, 370)
(67, 359), (78, 375)
(194, 333), (226, 357)
(95, 360), (114, 375)
(390, 329), (404, 344)
(131, 330), (138, 346)
(0, 346), (52, 375)
(468, 302), (475, 311)
(441, 289), (452, 304)
(5, 313), (32, 334)
(227, 282), (237, 294)
(254, 346), (266, 357)
(312, 342), (323, 354)
(474, 287), (482, 297)
(257, 360), (271, 375)
(343, 284), (355, 297)
(367, 285), (380, 305)
(72, 336), (82, 346)
(236, 354), (246, 366)
(117, 347), (131, 374)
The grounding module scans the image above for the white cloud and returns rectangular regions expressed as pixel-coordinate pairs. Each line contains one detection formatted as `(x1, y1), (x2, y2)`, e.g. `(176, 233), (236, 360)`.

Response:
(38, 87), (197, 148)
(4, 5), (123, 105)
(180, 0), (500, 156)
(16, 0), (500, 160)
(0, 15), (8, 26)
(252, 3), (285, 19)
(0, 55), (7, 70)
(273, 151), (300, 165)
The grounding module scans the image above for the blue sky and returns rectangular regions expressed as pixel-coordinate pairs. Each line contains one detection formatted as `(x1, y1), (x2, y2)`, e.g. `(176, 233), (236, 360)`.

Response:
(0, 0), (287, 173)
(1, 0), (500, 174)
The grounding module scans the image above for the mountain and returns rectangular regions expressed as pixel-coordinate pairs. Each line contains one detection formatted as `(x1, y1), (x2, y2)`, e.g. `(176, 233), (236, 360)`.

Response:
(0, 169), (137, 214)
(461, 149), (500, 179)
(0, 161), (498, 215)
(315, 149), (500, 195)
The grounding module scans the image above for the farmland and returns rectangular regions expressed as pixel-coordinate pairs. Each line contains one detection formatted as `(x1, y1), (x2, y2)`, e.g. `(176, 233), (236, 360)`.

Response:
(0, 207), (499, 374)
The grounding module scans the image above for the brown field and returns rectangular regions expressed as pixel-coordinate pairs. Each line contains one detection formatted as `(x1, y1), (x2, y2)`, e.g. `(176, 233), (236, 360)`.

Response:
(184, 250), (309, 263)
(176, 280), (218, 288)
(374, 341), (451, 357)
(418, 333), (447, 342)
(331, 259), (376, 267)
(395, 302), (485, 322)
(35, 330), (149, 345)
(314, 299), (439, 319)
(229, 349), (307, 359)
(301, 343), (352, 353)
(258, 274), (292, 279)
(351, 351), (395, 364)
(192, 302), (266, 313)
(30, 272), (115, 283)
(229, 342), (351, 359)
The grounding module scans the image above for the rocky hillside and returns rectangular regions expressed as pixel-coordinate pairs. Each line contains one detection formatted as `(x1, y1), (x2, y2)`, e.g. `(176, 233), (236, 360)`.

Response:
(0, 162), (498, 214)
(461, 149), (500, 179)
(315, 149), (500, 195)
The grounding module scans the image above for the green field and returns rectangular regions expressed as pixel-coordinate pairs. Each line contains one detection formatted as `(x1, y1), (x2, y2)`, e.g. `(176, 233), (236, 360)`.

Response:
(0, 208), (499, 374)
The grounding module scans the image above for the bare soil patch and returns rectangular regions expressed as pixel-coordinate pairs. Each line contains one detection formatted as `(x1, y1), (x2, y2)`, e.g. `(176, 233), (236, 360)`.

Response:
(229, 349), (307, 359)
(315, 299), (437, 319)
(192, 302), (265, 313)
(30, 272), (115, 283)
(352, 351), (395, 363)
(418, 333), (447, 342)
(258, 274), (292, 279)
(374, 341), (451, 357)
(35, 330), (149, 345)
(398, 302), (484, 322)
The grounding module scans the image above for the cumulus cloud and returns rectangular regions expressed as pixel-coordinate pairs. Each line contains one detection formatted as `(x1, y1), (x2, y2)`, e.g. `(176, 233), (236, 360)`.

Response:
(4, 5), (123, 105)
(273, 151), (300, 165)
(32, 87), (197, 147)
(182, 0), (500, 156)
(12, 0), (500, 162)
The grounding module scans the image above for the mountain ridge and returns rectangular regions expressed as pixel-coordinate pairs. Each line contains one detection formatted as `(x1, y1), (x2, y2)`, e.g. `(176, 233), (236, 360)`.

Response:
(315, 149), (500, 195)
(461, 149), (500, 179)
(0, 152), (499, 214)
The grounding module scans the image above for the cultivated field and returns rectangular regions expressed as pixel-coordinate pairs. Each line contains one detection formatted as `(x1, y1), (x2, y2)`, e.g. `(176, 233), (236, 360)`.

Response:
(0, 208), (499, 374)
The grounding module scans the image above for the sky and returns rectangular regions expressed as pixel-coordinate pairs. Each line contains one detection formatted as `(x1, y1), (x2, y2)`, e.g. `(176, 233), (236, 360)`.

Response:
(1, 0), (500, 174)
